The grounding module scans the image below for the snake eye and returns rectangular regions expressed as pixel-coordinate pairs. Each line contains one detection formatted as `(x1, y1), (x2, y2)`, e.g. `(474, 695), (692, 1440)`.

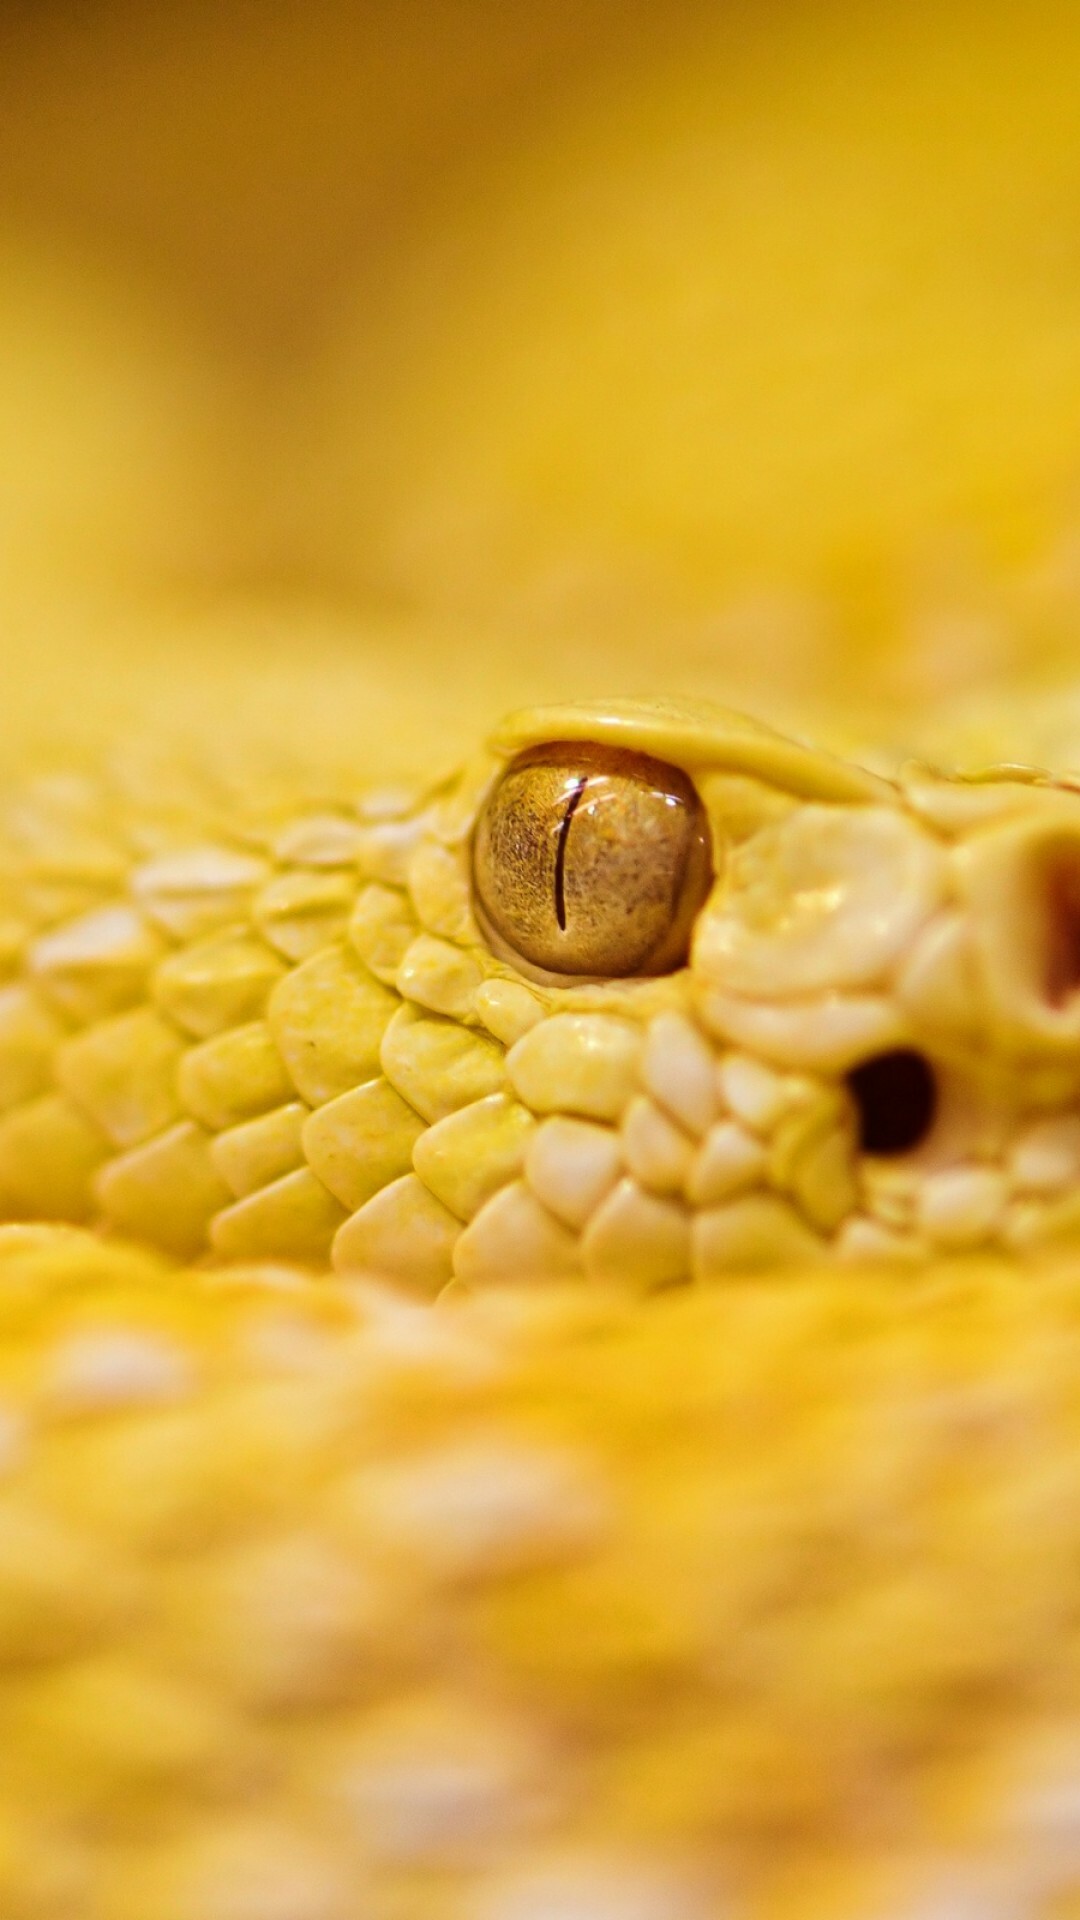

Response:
(472, 742), (712, 979)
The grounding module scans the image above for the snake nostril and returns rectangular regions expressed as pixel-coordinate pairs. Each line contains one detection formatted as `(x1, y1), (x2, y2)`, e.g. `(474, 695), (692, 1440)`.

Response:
(847, 1048), (937, 1155)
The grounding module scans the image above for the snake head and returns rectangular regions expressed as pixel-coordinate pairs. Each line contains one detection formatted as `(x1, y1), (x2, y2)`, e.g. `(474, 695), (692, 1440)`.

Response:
(7, 697), (1080, 1287)
(408, 699), (1080, 1283)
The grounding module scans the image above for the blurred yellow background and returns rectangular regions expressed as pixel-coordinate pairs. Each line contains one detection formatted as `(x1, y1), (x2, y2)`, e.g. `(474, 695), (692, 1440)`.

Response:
(4, 0), (1080, 772)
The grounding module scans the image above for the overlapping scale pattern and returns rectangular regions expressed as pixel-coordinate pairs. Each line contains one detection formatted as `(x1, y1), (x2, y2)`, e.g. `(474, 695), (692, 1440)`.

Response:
(0, 766), (452, 1275)
(11, 719), (1080, 1287)
(0, 755), (852, 1290)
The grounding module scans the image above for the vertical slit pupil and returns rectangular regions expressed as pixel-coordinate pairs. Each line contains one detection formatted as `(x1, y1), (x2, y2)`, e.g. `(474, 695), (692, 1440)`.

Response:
(554, 778), (586, 932)
(848, 1048), (937, 1155)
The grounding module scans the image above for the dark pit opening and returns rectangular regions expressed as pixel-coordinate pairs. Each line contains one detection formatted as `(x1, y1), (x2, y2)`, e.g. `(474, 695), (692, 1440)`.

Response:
(847, 1048), (937, 1156)
(1041, 844), (1080, 1009)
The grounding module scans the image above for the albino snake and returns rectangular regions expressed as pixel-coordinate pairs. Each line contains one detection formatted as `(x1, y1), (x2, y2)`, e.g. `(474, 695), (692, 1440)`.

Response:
(3, 695), (1080, 1917)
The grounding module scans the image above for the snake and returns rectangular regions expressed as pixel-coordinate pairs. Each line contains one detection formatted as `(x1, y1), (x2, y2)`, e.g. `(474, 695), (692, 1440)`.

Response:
(4, 692), (1080, 1918)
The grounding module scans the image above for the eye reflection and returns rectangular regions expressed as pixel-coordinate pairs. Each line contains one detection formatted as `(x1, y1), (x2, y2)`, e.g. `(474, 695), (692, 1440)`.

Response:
(472, 742), (713, 979)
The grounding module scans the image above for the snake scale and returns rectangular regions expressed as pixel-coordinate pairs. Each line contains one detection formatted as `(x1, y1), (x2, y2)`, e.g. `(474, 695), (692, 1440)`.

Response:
(4, 694), (1080, 1917)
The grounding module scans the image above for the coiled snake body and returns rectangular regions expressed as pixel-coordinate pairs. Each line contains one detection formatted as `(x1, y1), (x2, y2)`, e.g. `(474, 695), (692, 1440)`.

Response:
(3, 696), (1080, 1918)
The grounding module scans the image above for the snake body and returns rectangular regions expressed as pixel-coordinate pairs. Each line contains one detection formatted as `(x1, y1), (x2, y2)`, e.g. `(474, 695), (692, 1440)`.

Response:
(4, 696), (1080, 1916)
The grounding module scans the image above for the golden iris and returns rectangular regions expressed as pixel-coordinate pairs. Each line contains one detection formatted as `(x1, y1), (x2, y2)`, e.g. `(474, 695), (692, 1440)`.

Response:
(473, 743), (712, 979)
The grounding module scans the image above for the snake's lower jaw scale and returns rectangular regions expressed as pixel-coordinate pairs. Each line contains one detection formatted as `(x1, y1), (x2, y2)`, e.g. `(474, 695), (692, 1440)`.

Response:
(96, 1120), (230, 1260)
(210, 1167), (348, 1265)
(452, 1179), (583, 1287)
(332, 1170), (459, 1290)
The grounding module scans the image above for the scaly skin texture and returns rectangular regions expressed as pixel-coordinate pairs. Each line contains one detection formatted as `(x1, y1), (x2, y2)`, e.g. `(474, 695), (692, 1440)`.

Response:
(5, 696), (1080, 1278)
(6, 698), (1080, 1916)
